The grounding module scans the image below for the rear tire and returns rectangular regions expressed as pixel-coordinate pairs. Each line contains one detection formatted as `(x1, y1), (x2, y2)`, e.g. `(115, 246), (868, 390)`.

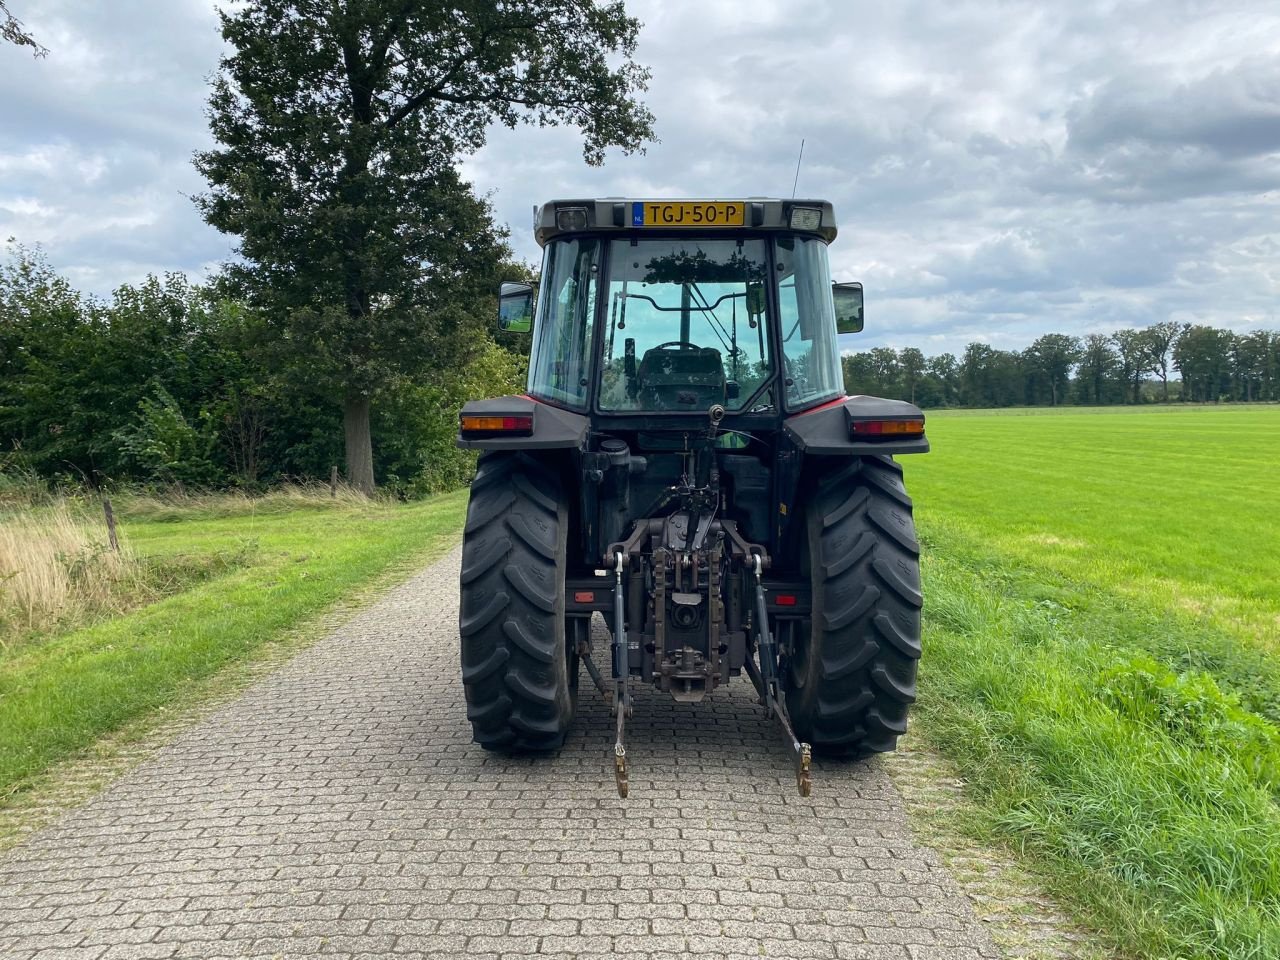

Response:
(784, 456), (922, 754)
(459, 452), (576, 751)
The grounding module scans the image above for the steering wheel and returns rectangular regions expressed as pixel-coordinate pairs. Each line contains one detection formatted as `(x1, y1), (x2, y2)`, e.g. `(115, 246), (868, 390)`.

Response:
(651, 340), (700, 351)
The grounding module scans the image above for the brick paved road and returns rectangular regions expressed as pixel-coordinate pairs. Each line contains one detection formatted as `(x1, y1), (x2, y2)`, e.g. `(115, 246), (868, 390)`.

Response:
(0, 546), (1000, 960)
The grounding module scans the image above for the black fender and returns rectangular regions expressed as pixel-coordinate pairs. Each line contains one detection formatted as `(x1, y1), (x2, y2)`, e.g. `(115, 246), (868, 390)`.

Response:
(783, 395), (929, 456)
(456, 395), (590, 452)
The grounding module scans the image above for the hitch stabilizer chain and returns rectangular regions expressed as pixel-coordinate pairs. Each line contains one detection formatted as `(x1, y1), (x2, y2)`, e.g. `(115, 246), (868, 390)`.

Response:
(610, 551), (631, 798)
(752, 555), (813, 796)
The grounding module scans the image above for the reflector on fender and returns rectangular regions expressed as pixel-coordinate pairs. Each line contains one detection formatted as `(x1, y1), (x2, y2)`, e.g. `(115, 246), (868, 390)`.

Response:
(460, 414), (534, 436)
(848, 418), (925, 439)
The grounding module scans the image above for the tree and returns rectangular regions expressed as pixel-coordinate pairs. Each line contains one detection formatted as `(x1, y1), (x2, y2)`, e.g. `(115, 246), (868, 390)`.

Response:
(925, 353), (959, 406)
(1111, 329), (1148, 404)
(1231, 330), (1272, 402)
(1075, 334), (1121, 405)
(959, 343), (1023, 407)
(1173, 325), (1234, 402)
(1, 1), (46, 56)
(867, 347), (902, 398)
(195, 1), (655, 493)
(842, 349), (901, 398)
(1023, 333), (1080, 406)
(1141, 321), (1188, 402)
(898, 347), (926, 404)
(1269, 332), (1280, 401)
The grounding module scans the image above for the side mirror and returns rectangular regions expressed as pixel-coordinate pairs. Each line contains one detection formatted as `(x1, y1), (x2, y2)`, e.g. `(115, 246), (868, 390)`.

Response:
(832, 281), (864, 334)
(726, 381), (741, 400)
(624, 338), (637, 379)
(498, 281), (534, 333)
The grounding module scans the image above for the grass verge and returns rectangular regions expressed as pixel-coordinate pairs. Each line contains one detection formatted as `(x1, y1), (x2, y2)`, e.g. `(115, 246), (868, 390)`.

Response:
(916, 518), (1280, 960)
(0, 489), (467, 804)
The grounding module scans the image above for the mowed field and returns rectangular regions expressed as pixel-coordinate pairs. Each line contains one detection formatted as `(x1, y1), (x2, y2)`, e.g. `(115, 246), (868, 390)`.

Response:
(916, 406), (1280, 648)
(905, 405), (1280, 960)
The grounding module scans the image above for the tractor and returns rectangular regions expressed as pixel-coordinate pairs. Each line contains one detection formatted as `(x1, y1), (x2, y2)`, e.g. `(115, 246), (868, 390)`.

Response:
(457, 199), (927, 797)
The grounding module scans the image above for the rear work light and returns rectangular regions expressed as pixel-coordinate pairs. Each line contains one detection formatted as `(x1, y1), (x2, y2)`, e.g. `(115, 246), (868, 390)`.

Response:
(460, 414), (534, 436)
(555, 206), (589, 231)
(848, 418), (925, 439)
(789, 206), (823, 231)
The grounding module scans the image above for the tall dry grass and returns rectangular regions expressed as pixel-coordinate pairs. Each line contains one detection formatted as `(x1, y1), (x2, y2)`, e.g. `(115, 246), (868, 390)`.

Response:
(113, 481), (373, 522)
(0, 504), (141, 645)
(0, 479), (378, 647)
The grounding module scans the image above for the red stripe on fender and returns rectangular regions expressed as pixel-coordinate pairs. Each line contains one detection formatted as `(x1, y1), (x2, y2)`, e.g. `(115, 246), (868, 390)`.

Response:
(789, 395), (847, 417)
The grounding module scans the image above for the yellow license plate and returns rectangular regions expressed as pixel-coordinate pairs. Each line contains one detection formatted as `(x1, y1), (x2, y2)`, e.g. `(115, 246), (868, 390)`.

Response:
(632, 201), (745, 228)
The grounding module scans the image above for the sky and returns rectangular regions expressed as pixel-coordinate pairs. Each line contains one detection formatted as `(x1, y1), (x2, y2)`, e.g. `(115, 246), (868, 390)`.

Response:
(2, 0), (1279, 356)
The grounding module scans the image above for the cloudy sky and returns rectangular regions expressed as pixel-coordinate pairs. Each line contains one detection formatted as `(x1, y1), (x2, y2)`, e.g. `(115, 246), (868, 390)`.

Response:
(3, 0), (1280, 355)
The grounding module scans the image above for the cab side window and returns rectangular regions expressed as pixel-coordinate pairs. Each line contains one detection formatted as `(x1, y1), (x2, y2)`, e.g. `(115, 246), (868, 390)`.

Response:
(527, 239), (599, 409)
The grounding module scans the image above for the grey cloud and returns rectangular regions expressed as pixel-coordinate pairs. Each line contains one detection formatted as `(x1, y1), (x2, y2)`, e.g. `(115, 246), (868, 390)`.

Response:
(1066, 58), (1280, 159)
(3, 0), (1280, 357)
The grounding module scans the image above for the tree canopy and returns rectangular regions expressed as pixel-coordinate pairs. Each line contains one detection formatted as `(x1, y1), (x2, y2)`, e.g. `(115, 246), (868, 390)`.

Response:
(195, 0), (655, 492)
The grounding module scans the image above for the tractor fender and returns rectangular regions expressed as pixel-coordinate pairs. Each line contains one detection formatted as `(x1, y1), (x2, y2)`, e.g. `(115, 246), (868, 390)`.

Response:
(456, 395), (590, 451)
(783, 395), (930, 456)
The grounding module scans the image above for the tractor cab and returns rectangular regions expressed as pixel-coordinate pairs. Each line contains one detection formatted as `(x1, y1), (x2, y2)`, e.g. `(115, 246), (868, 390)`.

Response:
(498, 199), (864, 420)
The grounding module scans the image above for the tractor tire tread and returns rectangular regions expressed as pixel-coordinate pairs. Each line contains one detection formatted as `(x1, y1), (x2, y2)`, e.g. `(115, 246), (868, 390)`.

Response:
(821, 639), (881, 680)
(459, 452), (575, 754)
(825, 530), (875, 579)
(786, 455), (921, 756)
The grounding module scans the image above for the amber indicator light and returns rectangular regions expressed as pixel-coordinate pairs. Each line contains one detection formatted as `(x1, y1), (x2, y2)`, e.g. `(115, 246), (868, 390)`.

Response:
(460, 414), (533, 434)
(848, 418), (925, 438)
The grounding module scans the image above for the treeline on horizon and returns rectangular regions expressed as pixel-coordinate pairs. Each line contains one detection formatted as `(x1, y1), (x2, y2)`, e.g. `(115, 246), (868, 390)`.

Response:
(0, 247), (525, 495)
(7, 247), (1279, 495)
(843, 325), (1280, 408)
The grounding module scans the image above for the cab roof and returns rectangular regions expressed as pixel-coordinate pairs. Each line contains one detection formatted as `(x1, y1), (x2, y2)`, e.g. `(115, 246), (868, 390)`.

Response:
(533, 198), (838, 246)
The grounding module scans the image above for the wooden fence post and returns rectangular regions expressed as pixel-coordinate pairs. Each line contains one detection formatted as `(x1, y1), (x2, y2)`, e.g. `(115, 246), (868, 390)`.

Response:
(102, 498), (120, 553)
(330, 465), (339, 498)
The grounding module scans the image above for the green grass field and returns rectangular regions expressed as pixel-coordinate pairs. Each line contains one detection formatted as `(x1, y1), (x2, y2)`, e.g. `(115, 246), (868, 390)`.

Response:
(910, 405), (1280, 960)
(0, 490), (467, 803)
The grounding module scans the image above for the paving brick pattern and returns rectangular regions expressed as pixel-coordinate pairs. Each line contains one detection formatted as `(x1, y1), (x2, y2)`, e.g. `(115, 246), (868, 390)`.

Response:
(0, 546), (1000, 959)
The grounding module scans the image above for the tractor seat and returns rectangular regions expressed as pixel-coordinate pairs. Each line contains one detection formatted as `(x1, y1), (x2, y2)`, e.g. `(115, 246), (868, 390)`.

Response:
(636, 345), (725, 409)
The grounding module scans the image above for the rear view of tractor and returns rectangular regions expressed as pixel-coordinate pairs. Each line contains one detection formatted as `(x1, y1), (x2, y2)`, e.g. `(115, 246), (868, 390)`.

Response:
(457, 199), (928, 796)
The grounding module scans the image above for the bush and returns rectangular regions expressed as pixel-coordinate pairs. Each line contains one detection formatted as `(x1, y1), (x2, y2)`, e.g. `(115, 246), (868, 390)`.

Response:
(374, 338), (525, 497)
(113, 386), (221, 489)
(1099, 654), (1280, 795)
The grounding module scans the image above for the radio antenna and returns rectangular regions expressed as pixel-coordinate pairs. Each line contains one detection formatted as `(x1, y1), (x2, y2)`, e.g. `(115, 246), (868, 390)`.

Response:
(790, 138), (805, 198)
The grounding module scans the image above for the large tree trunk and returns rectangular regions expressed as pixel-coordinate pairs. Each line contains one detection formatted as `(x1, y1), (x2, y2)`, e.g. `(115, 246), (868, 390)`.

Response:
(343, 394), (375, 495)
